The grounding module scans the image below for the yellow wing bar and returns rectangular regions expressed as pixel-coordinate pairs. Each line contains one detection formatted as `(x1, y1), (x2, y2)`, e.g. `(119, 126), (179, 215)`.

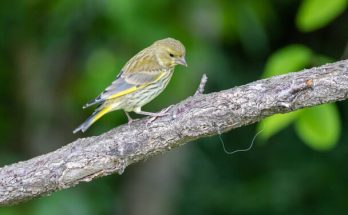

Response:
(107, 71), (167, 100)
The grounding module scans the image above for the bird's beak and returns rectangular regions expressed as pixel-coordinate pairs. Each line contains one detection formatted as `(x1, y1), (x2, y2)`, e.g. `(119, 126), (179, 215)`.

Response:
(177, 57), (187, 67)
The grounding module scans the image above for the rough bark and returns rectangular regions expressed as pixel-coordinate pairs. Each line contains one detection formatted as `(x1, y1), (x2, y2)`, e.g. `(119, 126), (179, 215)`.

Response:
(1, 60), (348, 206)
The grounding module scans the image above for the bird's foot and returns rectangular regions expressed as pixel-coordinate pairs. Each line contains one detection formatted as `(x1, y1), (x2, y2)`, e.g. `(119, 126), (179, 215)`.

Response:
(124, 111), (134, 127)
(145, 105), (174, 126)
(127, 118), (133, 127)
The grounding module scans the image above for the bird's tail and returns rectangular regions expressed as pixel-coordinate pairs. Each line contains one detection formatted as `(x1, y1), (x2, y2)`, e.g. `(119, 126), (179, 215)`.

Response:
(73, 106), (111, 133)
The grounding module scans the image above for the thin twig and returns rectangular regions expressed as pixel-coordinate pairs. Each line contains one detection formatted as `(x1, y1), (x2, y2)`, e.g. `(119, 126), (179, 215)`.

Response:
(194, 74), (208, 95)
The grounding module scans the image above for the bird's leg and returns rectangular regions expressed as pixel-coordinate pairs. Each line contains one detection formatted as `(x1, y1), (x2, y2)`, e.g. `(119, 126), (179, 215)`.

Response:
(124, 111), (134, 125)
(145, 107), (171, 126)
(134, 106), (173, 125)
(135, 110), (169, 117)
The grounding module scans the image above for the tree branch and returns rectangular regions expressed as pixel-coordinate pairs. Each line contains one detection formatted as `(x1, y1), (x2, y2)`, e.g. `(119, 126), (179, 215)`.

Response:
(1, 60), (348, 206)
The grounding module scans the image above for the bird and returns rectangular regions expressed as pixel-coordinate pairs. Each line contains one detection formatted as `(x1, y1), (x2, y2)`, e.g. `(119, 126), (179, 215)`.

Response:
(73, 38), (187, 133)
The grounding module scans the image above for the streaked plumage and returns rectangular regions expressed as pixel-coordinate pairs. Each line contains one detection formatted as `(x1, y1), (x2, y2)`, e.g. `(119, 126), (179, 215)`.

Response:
(73, 38), (187, 133)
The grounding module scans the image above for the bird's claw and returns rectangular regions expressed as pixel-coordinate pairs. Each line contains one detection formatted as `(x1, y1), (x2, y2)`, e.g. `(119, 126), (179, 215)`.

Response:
(127, 118), (133, 128)
(146, 105), (174, 126)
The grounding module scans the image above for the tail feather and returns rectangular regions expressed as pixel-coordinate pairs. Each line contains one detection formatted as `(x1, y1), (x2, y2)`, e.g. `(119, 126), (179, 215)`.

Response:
(73, 107), (111, 133)
(83, 96), (103, 109)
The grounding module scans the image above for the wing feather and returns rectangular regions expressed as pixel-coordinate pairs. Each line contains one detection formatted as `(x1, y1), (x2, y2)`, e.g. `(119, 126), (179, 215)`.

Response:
(83, 48), (165, 108)
(102, 70), (165, 99)
(83, 71), (165, 108)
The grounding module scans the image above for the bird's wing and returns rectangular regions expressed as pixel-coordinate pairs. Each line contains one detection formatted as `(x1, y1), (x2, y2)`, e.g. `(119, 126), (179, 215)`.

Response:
(83, 68), (166, 108)
(102, 69), (165, 100)
(83, 48), (167, 108)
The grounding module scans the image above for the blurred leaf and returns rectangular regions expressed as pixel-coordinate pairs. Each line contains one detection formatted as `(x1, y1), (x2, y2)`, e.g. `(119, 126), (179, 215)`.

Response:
(236, 1), (269, 58)
(33, 190), (93, 215)
(263, 44), (312, 78)
(0, 208), (21, 215)
(294, 104), (341, 151)
(79, 48), (119, 101)
(312, 54), (334, 65)
(296, 0), (348, 32)
(258, 110), (303, 141)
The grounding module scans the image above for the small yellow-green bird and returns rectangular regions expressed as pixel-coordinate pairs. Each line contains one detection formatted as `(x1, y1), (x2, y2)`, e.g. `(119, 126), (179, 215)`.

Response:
(73, 38), (187, 133)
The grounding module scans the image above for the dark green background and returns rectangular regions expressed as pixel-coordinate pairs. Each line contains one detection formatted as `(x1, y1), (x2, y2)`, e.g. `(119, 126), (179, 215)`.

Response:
(0, 0), (347, 214)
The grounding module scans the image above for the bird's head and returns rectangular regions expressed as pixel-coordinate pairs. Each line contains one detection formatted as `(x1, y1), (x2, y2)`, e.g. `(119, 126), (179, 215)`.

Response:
(153, 38), (187, 68)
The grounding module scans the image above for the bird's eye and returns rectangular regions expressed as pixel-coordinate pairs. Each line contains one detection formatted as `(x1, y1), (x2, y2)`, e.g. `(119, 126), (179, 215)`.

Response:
(169, 53), (174, 57)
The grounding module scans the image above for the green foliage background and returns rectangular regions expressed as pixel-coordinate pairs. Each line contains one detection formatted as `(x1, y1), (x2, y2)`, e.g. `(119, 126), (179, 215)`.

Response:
(0, 0), (347, 214)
